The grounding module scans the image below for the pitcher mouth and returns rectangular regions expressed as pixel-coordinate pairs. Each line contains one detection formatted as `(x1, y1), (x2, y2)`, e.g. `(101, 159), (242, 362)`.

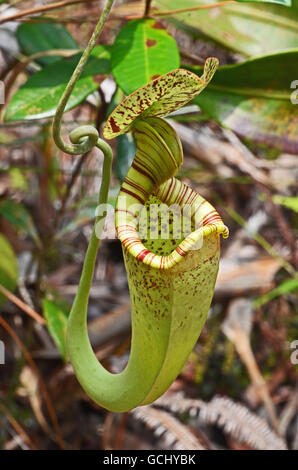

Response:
(116, 177), (229, 270)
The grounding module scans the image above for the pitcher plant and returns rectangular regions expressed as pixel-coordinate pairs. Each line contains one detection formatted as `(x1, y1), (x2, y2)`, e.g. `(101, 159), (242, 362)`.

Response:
(65, 60), (229, 412)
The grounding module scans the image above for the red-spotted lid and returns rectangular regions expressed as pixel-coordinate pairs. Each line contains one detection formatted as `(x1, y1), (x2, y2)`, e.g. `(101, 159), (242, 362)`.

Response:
(103, 57), (218, 140)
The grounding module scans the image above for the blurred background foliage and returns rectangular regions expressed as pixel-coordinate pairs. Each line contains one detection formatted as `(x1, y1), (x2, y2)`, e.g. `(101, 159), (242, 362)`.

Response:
(0, 0), (297, 450)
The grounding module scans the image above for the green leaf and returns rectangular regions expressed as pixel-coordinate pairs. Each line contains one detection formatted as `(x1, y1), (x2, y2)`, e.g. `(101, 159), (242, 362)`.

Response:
(188, 50), (298, 153)
(16, 23), (77, 66)
(111, 18), (180, 95)
(4, 45), (111, 121)
(0, 200), (41, 247)
(42, 298), (68, 361)
(0, 234), (18, 305)
(9, 167), (29, 192)
(254, 278), (298, 307)
(272, 195), (298, 213)
(155, 0), (298, 56)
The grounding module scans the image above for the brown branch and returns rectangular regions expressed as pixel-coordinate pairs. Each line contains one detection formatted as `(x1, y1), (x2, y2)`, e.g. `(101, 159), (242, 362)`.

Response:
(144, 0), (152, 16)
(0, 402), (38, 450)
(233, 328), (279, 433)
(0, 0), (93, 24)
(0, 284), (45, 325)
(15, 16), (93, 24)
(0, 316), (64, 448)
(0, 0), (241, 24)
(257, 183), (298, 270)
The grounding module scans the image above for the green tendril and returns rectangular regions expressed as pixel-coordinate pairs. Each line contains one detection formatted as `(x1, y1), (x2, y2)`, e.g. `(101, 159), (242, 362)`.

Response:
(52, 0), (115, 156)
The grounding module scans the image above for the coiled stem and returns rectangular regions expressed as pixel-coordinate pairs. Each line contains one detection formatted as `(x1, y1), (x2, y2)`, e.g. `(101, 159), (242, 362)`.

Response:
(52, 0), (115, 156)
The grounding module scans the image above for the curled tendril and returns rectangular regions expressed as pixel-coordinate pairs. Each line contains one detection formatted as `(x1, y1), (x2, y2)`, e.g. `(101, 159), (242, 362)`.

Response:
(52, 0), (115, 156)
(53, 124), (100, 155)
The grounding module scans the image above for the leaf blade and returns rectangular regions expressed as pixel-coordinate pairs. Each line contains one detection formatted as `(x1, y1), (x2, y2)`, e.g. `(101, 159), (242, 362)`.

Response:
(189, 50), (298, 153)
(111, 18), (180, 95)
(155, 0), (298, 56)
(4, 45), (111, 121)
(0, 234), (18, 305)
(0, 199), (41, 247)
(42, 299), (68, 361)
(16, 22), (77, 66)
(254, 278), (298, 307)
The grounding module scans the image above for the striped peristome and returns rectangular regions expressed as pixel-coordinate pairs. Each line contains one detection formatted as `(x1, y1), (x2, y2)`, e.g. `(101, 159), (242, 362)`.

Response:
(115, 117), (228, 270)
